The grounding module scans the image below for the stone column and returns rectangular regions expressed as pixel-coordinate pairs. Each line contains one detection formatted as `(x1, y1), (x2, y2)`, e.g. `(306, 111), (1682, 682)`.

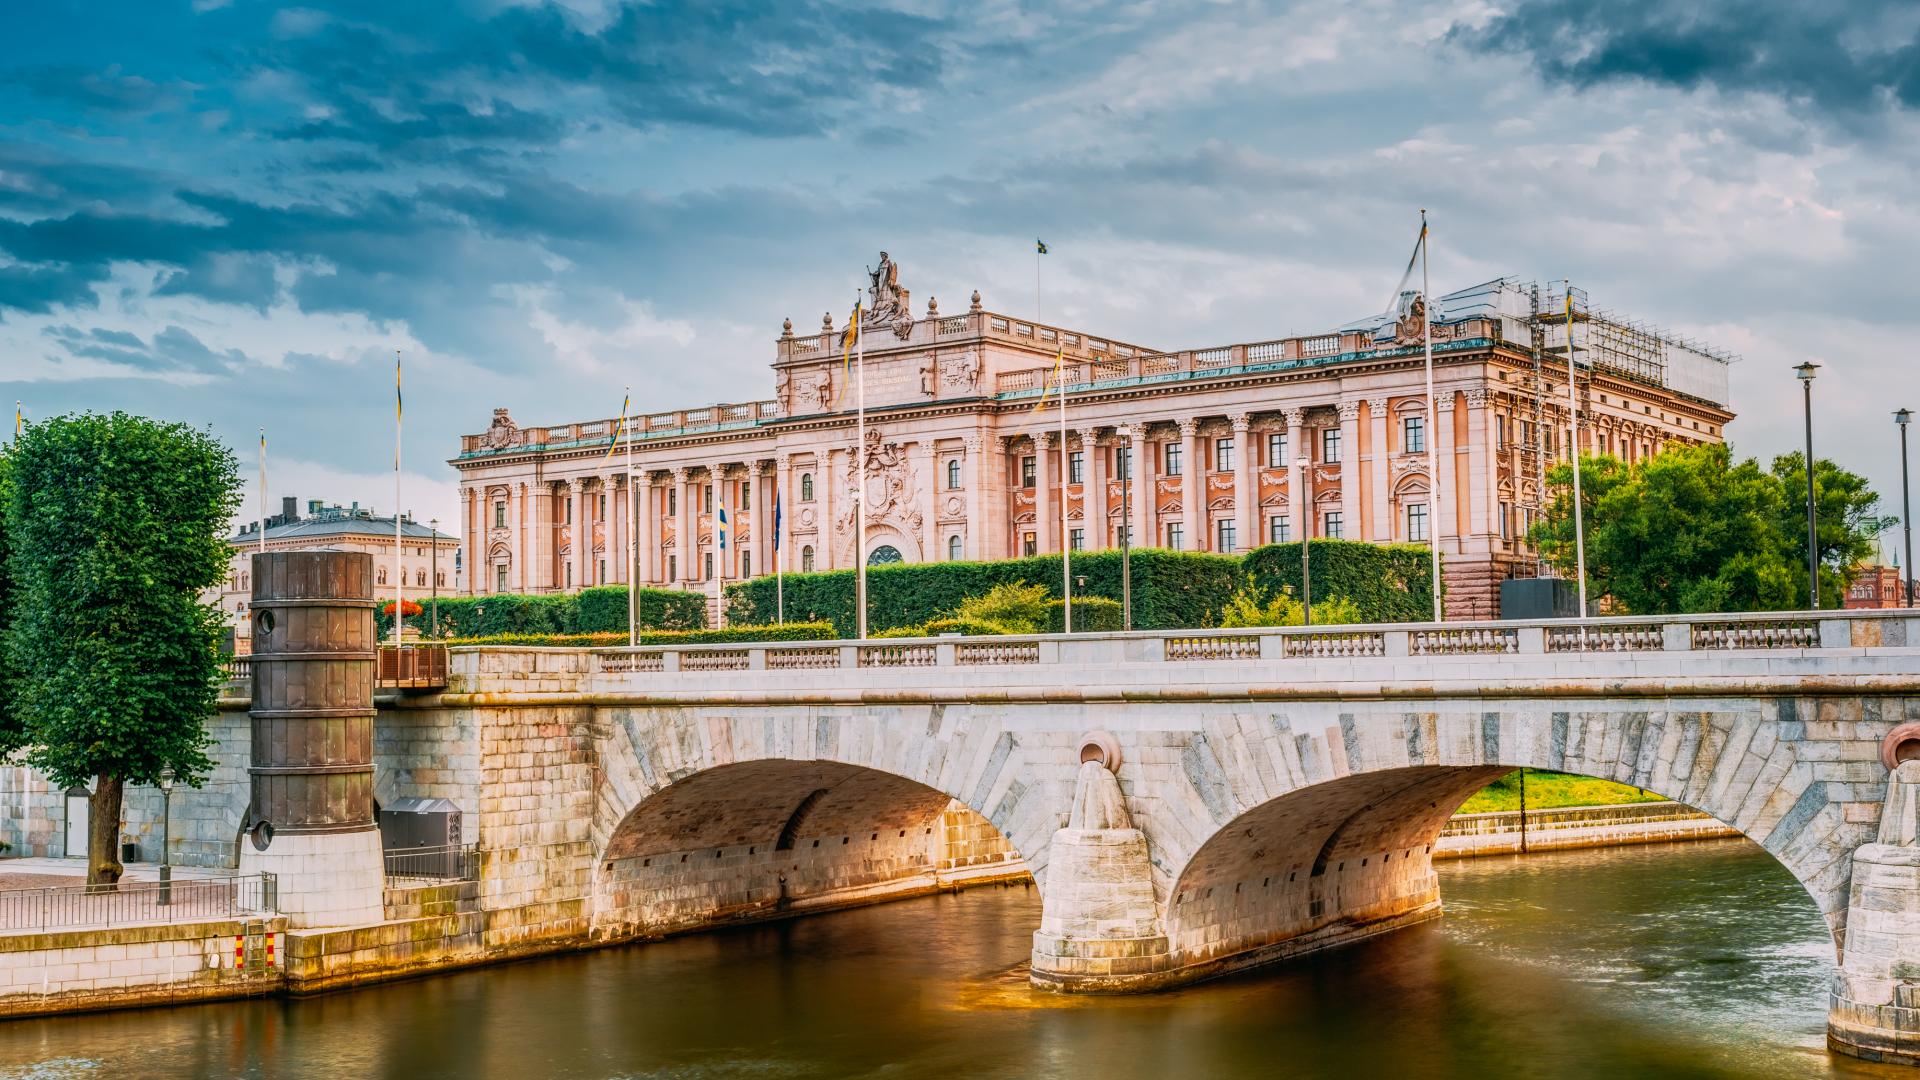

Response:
(1369, 398), (1392, 541)
(1338, 401), (1362, 540)
(1128, 426), (1150, 549)
(756, 461), (775, 577)
(461, 487), (477, 596)
(777, 454), (795, 573)
(916, 441), (938, 560)
(1035, 433), (1055, 554)
(1080, 427), (1106, 550)
(672, 467), (692, 586)
(533, 481), (555, 592)
(565, 477), (585, 591)
(964, 436), (986, 558)
(1466, 389), (1493, 543)
(1285, 409), (1305, 542)
(821, 449), (838, 570)
(635, 474), (653, 585)
(1232, 413), (1255, 552)
(1030, 755), (1170, 992)
(1434, 391), (1458, 547)
(1178, 418), (1201, 551)
(514, 482), (528, 592)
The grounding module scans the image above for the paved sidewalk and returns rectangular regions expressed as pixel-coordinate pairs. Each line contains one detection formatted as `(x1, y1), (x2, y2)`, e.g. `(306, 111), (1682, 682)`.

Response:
(0, 858), (235, 891)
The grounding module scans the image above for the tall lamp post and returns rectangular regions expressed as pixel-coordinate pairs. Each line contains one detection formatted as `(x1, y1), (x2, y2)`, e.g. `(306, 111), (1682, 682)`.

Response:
(1117, 425), (1133, 631)
(1899, 409), (1914, 607)
(1796, 362), (1821, 609)
(1296, 455), (1312, 627)
(428, 517), (440, 638)
(157, 766), (174, 905)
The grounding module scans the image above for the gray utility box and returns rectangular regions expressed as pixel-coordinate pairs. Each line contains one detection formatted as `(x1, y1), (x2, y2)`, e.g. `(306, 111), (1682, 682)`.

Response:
(378, 796), (462, 851)
(1499, 577), (1582, 620)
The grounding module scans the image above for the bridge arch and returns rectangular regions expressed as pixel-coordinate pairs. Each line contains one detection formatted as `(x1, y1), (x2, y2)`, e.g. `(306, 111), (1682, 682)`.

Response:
(588, 707), (1048, 940)
(1148, 702), (1860, 984)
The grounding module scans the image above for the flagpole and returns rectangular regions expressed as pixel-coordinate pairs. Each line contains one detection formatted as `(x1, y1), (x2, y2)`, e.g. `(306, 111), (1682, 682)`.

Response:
(1565, 292), (1589, 620)
(257, 428), (268, 558)
(394, 350), (404, 647)
(855, 294), (868, 641)
(775, 486), (785, 624)
(1419, 211), (1442, 623)
(624, 386), (636, 647)
(1038, 248), (1071, 632)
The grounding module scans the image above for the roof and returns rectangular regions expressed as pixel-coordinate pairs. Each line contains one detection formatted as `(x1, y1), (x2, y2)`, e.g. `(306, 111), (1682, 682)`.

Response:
(228, 512), (456, 547)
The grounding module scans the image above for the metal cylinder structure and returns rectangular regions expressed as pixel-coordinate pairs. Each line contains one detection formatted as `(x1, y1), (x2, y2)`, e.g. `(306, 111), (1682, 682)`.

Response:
(249, 550), (377, 837)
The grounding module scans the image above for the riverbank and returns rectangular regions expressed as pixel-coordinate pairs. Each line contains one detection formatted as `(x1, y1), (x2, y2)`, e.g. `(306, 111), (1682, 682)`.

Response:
(1436, 801), (1737, 859)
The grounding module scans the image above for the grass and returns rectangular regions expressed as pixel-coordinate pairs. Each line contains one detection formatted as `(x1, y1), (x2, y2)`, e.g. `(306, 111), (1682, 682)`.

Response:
(1454, 769), (1667, 815)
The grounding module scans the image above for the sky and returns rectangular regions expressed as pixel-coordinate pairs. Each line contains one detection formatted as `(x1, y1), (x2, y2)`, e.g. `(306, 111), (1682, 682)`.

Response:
(3, 0), (1918, 550)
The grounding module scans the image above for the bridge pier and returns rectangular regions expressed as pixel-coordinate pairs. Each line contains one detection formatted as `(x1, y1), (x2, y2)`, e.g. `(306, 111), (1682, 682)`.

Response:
(1831, 756), (1920, 1065)
(1030, 756), (1172, 991)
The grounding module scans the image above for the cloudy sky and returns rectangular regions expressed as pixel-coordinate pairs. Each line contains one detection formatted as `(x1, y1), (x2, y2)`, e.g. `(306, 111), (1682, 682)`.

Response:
(3, 0), (1918, 547)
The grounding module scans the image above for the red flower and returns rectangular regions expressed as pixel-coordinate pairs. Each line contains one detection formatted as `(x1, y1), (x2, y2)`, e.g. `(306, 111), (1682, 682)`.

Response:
(382, 599), (424, 618)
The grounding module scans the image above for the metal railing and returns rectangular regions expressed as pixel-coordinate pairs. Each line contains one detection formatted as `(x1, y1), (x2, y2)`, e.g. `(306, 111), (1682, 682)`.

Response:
(383, 844), (479, 884)
(0, 873), (276, 933)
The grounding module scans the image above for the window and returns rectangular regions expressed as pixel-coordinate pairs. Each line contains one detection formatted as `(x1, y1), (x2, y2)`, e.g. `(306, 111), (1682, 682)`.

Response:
(1499, 502), (1512, 540)
(495, 565), (508, 592)
(1405, 503), (1429, 542)
(948, 535), (963, 560)
(1068, 451), (1084, 485)
(800, 473), (814, 502)
(668, 554), (678, 581)
(565, 562), (573, 588)
(947, 459), (962, 489)
(1322, 428), (1342, 463)
(703, 552), (713, 579)
(1069, 528), (1084, 551)
(801, 545), (814, 572)
(376, 566), (387, 585)
(1021, 456), (1037, 488)
(1165, 443), (1183, 477)
(703, 485), (713, 514)
(1022, 533), (1037, 556)
(494, 501), (507, 528)
(599, 493), (607, 518)
(1403, 416), (1425, 454)
(415, 569), (426, 587)
(437, 571), (446, 587)
(1495, 415), (1507, 449)
(739, 483), (750, 512)
(1324, 511), (1344, 539)
(1166, 522), (1184, 550)
(1270, 516), (1290, 544)
(1267, 432), (1287, 467)
(1116, 524), (1132, 547)
(598, 559), (606, 584)
(564, 497), (572, 524)
(668, 488), (678, 515)
(1116, 447), (1132, 480)
(1214, 437), (1235, 471)
(741, 551), (751, 577)
(1217, 519), (1237, 554)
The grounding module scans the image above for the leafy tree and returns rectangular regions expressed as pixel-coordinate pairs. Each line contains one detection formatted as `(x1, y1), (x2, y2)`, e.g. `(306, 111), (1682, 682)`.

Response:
(2, 414), (240, 885)
(0, 450), (12, 736)
(1530, 443), (1887, 615)
(1770, 451), (1896, 608)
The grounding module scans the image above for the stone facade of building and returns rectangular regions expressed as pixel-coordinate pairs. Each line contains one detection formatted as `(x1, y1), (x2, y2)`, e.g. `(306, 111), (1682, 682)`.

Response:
(1847, 563), (1915, 609)
(451, 258), (1735, 618)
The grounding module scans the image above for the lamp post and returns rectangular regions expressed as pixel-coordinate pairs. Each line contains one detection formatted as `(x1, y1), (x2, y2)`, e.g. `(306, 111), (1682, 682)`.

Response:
(1899, 409), (1914, 607)
(157, 766), (174, 905)
(429, 517), (440, 638)
(1296, 454), (1312, 627)
(1796, 362), (1821, 609)
(1117, 425), (1133, 631)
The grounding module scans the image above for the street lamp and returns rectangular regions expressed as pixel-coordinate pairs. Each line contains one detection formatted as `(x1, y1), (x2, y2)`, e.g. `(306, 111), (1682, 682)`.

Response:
(1117, 425), (1133, 631)
(1796, 362), (1821, 609)
(428, 517), (440, 638)
(1899, 409), (1914, 607)
(1296, 455), (1312, 627)
(157, 766), (175, 906)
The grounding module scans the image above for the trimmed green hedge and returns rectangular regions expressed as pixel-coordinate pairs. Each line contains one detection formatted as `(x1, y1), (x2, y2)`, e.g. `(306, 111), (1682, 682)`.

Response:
(725, 549), (1242, 637)
(1241, 540), (1437, 623)
(447, 622), (834, 648)
(1045, 597), (1124, 633)
(377, 585), (708, 638)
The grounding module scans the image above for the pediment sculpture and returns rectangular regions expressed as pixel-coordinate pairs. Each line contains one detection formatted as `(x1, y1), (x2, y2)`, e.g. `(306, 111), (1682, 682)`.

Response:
(484, 408), (523, 450)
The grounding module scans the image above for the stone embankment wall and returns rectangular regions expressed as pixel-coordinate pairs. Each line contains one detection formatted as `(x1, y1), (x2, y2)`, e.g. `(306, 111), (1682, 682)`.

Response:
(1434, 800), (1740, 858)
(0, 917), (285, 1018)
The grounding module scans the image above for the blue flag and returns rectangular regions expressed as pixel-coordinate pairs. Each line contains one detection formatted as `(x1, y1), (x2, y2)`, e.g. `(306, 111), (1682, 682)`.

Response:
(718, 505), (728, 550)
(773, 491), (782, 551)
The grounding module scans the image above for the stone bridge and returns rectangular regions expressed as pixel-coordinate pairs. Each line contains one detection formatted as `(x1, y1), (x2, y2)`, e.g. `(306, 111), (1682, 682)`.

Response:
(379, 611), (1920, 1063)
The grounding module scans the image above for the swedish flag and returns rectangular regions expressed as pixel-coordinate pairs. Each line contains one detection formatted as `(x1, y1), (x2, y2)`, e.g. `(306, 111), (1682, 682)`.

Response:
(603, 389), (630, 461)
(1036, 239), (1048, 255)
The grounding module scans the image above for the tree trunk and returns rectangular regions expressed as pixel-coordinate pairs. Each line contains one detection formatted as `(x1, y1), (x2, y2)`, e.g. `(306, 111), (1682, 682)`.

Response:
(87, 774), (124, 889)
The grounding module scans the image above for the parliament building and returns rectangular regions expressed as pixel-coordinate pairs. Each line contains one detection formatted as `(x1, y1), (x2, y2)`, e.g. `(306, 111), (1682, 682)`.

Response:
(450, 254), (1735, 618)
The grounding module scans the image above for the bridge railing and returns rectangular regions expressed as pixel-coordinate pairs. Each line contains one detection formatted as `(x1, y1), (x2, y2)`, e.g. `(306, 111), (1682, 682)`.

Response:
(583, 609), (1915, 674)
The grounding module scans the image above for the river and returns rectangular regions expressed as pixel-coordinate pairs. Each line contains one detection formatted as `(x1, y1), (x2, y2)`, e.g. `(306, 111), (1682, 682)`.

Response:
(0, 838), (1901, 1079)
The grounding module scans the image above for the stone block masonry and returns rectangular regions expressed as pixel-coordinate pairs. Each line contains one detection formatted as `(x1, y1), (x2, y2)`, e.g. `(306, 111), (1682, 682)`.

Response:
(0, 917), (286, 1018)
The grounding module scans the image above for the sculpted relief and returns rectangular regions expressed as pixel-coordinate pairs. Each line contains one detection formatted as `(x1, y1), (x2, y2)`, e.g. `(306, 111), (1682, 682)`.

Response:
(484, 408), (523, 450)
(940, 350), (982, 395)
(835, 428), (923, 536)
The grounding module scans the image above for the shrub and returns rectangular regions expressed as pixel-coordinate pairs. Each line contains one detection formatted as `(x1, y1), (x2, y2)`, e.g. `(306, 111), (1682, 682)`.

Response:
(1044, 596), (1124, 633)
(446, 622), (835, 648)
(872, 617), (1021, 639)
(1240, 540), (1436, 623)
(954, 582), (1052, 633)
(1217, 580), (1362, 628)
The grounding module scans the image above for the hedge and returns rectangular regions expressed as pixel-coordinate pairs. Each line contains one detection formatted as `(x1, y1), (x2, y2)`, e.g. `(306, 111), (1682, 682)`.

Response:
(1240, 540), (1437, 623)
(724, 549), (1243, 637)
(445, 622), (835, 648)
(725, 543), (1436, 635)
(1045, 597), (1124, 633)
(377, 585), (708, 638)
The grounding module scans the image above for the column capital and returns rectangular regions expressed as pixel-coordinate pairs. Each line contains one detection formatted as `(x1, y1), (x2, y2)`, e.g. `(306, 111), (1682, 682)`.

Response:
(1077, 426), (1102, 447)
(1465, 388), (1489, 408)
(566, 476), (584, 492)
(1366, 397), (1391, 415)
(1284, 408), (1308, 428)
(1176, 417), (1200, 438)
(1040, 431), (1058, 449)
(1127, 424), (1148, 444)
(1337, 400), (1361, 422)
(1229, 413), (1250, 432)
(1436, 390), (1458, 410)
(994, 434), (1011, 453)
(462, 486), (477, 502)
(964, 434), (985, 453)
(670, 466), (688, 482)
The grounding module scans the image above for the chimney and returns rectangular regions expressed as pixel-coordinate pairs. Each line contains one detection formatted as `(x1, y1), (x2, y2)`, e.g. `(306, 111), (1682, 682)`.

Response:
(282, 496), (298, 522)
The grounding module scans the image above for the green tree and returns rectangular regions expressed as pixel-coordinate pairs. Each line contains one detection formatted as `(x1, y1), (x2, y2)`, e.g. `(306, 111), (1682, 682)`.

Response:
(2, 414), (240, 885)
(1770, 451), (1896, 608)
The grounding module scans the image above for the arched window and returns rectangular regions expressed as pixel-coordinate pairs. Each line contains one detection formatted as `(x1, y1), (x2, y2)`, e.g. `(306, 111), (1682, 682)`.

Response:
(376, 566), (388, 585)
(946, 459), (961, 489)
(800, 473), (814, 502)
(947, 535), (962, 560)
(415, 569), (426, 587)
(867, 545), (903, 566)
(436, 572), (446, 587)
(801, 545), (815, 572)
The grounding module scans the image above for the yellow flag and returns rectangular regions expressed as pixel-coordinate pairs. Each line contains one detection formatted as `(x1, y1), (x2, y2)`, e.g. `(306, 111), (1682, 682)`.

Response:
(835, 302), (861, 409)
(1030, 348), (1065, 414)
(602, 389), (631, 461)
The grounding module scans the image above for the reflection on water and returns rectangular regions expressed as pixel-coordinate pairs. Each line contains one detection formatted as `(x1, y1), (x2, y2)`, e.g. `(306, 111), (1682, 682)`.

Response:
(0, 839), (1905, 1080)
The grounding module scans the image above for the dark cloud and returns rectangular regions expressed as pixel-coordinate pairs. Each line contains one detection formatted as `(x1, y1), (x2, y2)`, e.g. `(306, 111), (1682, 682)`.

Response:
(16, 65), (196, 115)
(1474, 1), (1920, 115)
(40, 323), (243, 373)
